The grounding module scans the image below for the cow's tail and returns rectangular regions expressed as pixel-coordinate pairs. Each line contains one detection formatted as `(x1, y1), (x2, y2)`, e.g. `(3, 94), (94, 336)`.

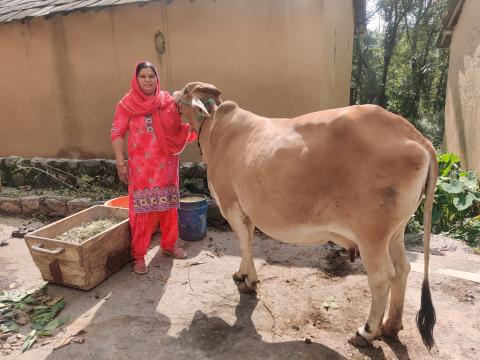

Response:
(416, 139), (437, 351)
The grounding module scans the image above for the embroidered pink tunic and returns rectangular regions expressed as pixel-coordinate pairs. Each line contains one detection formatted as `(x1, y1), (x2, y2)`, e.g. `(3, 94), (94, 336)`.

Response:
(111, 92), (190, 214)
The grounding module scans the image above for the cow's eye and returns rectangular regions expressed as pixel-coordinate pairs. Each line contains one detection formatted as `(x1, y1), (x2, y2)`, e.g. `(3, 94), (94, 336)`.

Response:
(183, 90), (188, 95)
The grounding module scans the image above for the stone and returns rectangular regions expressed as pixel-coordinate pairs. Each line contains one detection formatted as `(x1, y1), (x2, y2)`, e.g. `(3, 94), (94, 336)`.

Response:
(16, 158), (31, 167)
(207, 198), (227, 226)
(80, 159), (102, 177)
(0, 157), (6, 170)
(179, 162), (196, 178)
(55, 158), (78, 171)
(45, 197), (70, 217)
(4, 156), (21, 168)
(30, 157), (47, 170)
(67, 198), (92, 214)
(0, 197), (22, 214)
(21, 196), (44, 216)
(44, 158), (57, 167)
(11, 172), (25, 187)
(102, 159), (118, 176)
(197, 162), (208, 174)
(0, 169), (5, 185)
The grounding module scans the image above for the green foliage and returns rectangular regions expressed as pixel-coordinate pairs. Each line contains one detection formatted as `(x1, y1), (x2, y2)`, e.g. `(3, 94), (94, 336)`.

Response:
(405, 217), (422, 234)
(352, 0), (449, 150)
(413, 153), (480, 246)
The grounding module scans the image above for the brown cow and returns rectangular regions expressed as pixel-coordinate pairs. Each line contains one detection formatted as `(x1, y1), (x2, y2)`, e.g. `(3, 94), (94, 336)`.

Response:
(174, 83), (437, 350)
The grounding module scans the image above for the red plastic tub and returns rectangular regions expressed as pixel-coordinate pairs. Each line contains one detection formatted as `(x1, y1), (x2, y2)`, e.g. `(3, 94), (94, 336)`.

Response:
(104, 196), (159, 235)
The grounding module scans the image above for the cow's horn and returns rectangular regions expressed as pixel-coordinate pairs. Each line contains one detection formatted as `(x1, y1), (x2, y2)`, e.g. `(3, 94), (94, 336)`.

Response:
(192, 97), (211, 117)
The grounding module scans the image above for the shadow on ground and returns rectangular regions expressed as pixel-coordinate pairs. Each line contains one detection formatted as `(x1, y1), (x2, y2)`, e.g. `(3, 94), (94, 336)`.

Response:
(45, 290), (348, 360)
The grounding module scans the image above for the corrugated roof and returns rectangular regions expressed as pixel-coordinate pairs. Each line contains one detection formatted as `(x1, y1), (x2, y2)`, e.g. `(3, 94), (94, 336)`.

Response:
(0, 0), (367, 26)
(0, 0), (154, 23)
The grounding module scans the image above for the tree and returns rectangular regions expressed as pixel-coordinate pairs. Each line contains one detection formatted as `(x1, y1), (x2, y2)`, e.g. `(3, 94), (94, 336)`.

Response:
(351, 0), (449, 148)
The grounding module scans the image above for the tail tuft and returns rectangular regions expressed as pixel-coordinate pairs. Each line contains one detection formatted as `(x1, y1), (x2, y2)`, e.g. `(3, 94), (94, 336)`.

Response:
(416, 280), (436, 351)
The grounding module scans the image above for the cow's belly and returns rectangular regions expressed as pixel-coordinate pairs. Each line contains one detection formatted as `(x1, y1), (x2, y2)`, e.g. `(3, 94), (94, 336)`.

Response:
(256, 222), (356, 246)
(254, 223), (359, 256)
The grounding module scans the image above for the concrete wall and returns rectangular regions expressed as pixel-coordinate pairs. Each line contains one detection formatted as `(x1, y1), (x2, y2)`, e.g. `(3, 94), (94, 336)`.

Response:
(444, 0), (480, 174)
(0, 0), (354, 162)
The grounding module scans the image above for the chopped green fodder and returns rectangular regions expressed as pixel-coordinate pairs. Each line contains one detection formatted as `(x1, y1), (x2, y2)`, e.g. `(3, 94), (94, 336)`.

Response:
(54, 219), (122, 244)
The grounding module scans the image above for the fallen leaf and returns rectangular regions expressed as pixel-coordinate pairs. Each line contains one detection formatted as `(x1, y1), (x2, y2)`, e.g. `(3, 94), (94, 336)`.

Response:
(7, 322), (20, 332)
(38, 332), (53, 336)
(71, 337), (84, 343)
(22, 335), (37, 352)
(43, 315), (70, 331)
(72, 329), (86, 336)
(9, 283), (16, 289)
(206, 252), (215, 258)
(15, 316), (30, 325)
(41, 340), (51, 346)
(154, 276), (167, 282)
(53, 337), (70, 350)
(45, 296), (63, 307)
(160, 273), (167, 280)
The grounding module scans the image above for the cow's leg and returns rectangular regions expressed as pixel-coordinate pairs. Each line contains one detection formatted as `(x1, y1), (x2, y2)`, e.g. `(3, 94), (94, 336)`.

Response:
(349, 240), (395, 347)
(227, 213), (258, 292)
(382, 227), (411, 337)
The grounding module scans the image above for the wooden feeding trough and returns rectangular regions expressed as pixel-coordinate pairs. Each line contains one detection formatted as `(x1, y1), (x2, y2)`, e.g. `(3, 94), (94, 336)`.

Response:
(24, 205), (131, 290)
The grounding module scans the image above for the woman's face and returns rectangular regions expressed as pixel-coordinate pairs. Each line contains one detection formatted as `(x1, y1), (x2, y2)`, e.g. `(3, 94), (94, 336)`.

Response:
(137, 67), (157, 97)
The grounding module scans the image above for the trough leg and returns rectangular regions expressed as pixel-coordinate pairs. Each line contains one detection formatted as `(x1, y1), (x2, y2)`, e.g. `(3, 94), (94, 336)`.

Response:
(382, 228), (411, 337)
(349, 240), (395, 347)
(228, 214), (258, 292)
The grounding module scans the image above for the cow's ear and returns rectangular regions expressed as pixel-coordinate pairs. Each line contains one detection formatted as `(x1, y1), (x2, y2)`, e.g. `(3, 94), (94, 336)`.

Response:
(192, 97), (210, 118)
(192, 84), (222, 97)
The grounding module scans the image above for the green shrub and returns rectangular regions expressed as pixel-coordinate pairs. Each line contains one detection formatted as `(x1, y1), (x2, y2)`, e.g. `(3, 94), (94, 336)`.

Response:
(414, 153), (480, 246)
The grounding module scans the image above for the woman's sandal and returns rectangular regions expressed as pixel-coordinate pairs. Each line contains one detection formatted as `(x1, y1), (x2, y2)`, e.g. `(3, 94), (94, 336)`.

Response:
(162, 245), (187, 259)
(133, 257), (147, 275)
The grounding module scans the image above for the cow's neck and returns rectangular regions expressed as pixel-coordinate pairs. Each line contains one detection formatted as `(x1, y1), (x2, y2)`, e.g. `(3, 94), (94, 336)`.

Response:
(197, 105), (218, 165)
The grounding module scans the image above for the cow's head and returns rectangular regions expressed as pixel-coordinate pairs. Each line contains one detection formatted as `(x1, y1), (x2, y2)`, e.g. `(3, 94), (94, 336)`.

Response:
(174, 82), (222, 133)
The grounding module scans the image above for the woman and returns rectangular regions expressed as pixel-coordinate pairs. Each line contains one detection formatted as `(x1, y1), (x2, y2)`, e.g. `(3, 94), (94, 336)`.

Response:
(111, 61), (196, 274)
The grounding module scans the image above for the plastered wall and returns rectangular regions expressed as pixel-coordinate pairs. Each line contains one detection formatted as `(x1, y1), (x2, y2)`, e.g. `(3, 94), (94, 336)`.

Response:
(444, 0), (480, 174)
(0, 0), (354, 161)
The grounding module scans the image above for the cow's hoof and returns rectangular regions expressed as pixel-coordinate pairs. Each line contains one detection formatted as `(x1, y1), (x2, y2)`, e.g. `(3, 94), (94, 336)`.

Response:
(232, 273), (247, 282)
(237, 281), (257, 293)
(381, 323), (403, 338)
(348, 332), (372, 348)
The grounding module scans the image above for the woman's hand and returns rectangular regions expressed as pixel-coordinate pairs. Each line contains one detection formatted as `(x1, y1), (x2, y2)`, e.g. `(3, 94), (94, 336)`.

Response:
(117, 165), (129, 184)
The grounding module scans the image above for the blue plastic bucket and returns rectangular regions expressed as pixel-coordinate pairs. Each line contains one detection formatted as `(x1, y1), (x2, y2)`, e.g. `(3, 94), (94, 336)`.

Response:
(178, 194), (208, 241)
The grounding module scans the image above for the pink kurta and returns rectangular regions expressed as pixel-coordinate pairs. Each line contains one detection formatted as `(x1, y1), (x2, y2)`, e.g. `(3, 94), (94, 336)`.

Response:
(111, 92), (192, 214)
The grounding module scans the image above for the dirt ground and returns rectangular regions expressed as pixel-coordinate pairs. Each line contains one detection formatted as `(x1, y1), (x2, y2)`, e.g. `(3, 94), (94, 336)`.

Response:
(1, 215), (480, 360)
